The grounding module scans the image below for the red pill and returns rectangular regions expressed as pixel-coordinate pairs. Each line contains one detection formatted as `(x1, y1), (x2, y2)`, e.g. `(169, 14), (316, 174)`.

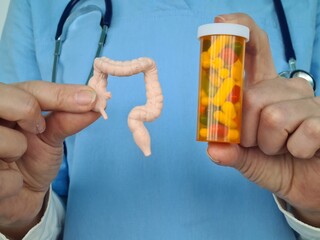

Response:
(220, 47), (239, 65)
(229, 85), (241, 103)
(209, 123), (228, 138)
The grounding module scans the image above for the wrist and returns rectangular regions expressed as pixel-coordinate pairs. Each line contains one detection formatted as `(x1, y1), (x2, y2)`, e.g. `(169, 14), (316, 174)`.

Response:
(291, 207), (320, 228)
(0, 190), (49, 239)
(277, 195), (320, 228)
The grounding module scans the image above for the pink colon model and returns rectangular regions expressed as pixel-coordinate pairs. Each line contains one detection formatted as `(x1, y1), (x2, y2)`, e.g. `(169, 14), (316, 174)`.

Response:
(88, 57), (163, 157)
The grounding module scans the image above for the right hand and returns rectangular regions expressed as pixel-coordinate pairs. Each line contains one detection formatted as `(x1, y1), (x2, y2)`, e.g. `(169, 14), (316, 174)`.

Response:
(0, 81), (100, 239)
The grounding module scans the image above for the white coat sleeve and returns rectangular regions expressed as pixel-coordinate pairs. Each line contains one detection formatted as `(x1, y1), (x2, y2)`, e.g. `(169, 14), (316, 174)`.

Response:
(0, 188), (65, 240)
(274, 195), (320, 240)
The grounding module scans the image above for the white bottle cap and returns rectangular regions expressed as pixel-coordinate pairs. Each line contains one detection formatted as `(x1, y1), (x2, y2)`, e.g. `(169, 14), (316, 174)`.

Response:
(198, 23), (250, 41)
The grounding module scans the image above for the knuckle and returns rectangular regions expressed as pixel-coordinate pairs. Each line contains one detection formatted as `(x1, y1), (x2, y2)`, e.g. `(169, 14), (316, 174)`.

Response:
(54, 87), (66, 108)
(302, 118), (320, 140)
(260, 105), (286, 129)
(243, 88), (259, 110)
(288, 145), (313, 159)
(288, 118), (320, 159)
(289, 78), (314, 96)
(22, 95), (39, 117)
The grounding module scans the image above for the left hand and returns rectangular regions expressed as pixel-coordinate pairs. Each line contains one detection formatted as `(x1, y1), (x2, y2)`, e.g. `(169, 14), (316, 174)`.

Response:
(207, 13), (320, 227)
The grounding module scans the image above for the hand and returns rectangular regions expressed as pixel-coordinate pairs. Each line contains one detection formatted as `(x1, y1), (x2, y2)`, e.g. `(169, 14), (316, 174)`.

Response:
(207, 13), (320, 227)
(0, 81), (99, 238)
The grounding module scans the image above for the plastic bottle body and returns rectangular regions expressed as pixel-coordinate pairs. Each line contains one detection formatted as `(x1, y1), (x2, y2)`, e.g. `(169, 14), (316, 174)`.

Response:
(196, 34), (246, 143)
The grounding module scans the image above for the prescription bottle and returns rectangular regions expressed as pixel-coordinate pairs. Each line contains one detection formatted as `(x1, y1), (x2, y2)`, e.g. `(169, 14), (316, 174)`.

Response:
(196, 23), (249, 143)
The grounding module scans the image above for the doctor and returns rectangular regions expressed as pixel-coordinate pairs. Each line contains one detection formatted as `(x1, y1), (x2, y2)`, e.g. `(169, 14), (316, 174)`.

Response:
(0, 0), (320, 239)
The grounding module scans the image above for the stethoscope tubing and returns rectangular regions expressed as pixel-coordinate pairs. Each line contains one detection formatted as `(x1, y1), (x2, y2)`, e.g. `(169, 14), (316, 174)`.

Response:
(52, 0), (112, 83)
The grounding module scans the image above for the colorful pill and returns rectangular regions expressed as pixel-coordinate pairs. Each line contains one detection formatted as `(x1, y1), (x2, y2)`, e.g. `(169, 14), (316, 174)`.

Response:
(212, 77), (235, 106)
(209, 123), (228, 138)
(199, 128), (208, 138)
(228, 85), (241, 103)
(200, 115), (208, 125)
(233, 41), (243, 56)
(201, 96), (209, 106)
(200, 89), (207, 97)
(231, 60), (243, 83)
(227, 129), (240, 141)
(209, 73), (222, 87)
(201, 52), (210, 69)
(207, 35), (230, 57)
(213, 110), (237, 128)
(220, 47), (239, 65)
(234, 102), (241, 113)
(199, 104), (207, 114)
(211, 57), (224, 69)
(222, 101), (237, 119)
(219, 68), (230, 79)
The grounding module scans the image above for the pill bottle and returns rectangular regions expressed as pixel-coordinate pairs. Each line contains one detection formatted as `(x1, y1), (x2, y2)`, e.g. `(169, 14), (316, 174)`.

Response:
(196, 23), (249, 143)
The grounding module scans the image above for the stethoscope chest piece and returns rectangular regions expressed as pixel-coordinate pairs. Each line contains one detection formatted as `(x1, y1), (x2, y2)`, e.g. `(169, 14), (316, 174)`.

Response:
(279, 58), (316, 92)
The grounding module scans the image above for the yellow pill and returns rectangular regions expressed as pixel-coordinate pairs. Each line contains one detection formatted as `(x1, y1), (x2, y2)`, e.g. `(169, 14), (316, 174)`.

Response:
(209, 73), (222, 87)
(219, 68), (230, 79)
(227, 129), (240, 141)
(200, 89), (207, 97)
(212, 78), (235, 106)
(201, 52), (210, 69)
(207, 36), (230, 57)
(211, 57), (224, 69)
(222, 101), (237, 119)
(234, 102), (241, 113)
(213, 110), (237, 128)
(201, 96), (209, 106)
(199, 128), (208, 138)
(231, 60), (244, 83)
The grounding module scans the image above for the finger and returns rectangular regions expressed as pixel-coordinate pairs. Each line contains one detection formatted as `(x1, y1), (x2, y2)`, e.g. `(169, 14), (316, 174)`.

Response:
(287, 117), (320, 159)
(0, 168), (23, 199)
(14, 80), (97, 112)
(0, 126), (27, 161)
(206, 143), (289, 194)
(0, 83), (45, 134)
(241, 77), (314, 147)
(39, 111), (100, 147)
(214, 13), (278, 84)
(258, 97), (320, 155)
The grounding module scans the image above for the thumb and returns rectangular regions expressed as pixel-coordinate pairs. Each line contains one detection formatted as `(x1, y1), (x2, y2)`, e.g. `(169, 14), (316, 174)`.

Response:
(14, 80), (101, 147)
(207, 142), (285, 193)
(214, 13), (278, 85)
(40, 111), (100, 148)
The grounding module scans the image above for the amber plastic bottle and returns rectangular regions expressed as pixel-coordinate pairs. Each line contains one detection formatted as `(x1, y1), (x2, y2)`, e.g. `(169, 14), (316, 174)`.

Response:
(196, 23), (249, 143)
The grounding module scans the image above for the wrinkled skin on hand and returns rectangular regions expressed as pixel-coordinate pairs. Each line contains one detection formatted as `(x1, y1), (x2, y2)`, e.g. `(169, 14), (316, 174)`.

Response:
(0, 81), (99, 238)
(207, 13), (320, 227)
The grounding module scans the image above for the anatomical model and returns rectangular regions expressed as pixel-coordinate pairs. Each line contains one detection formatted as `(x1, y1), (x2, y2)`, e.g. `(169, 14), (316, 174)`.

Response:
(88, 57), (163, 157)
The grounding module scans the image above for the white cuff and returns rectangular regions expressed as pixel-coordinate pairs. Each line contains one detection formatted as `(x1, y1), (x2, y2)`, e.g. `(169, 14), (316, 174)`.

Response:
(0, 187), (65, 240)
(274, 195), (320, 240)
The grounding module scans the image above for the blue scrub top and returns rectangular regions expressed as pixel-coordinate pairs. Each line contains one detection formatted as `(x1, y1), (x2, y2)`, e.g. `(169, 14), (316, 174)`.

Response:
(1, 0), (319, 239)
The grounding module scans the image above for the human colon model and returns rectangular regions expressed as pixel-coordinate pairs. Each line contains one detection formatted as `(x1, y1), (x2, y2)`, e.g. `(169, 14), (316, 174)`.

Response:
(88, 57), (163, 157)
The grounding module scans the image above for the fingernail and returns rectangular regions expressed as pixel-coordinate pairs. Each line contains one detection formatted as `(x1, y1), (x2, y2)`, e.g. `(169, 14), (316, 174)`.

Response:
(215, 14), (235, 23)
(206, 149), (221, 164)
(36, 117), (46, 134)
(75, 90), (96, 105)
(214, 15), (226, 23)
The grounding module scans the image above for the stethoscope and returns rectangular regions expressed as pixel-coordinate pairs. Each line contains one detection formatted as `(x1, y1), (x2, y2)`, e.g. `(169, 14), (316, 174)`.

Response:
(273, 0), (316, 91)
(51, 0), (112, 84)
(51, 0), (316, 91)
